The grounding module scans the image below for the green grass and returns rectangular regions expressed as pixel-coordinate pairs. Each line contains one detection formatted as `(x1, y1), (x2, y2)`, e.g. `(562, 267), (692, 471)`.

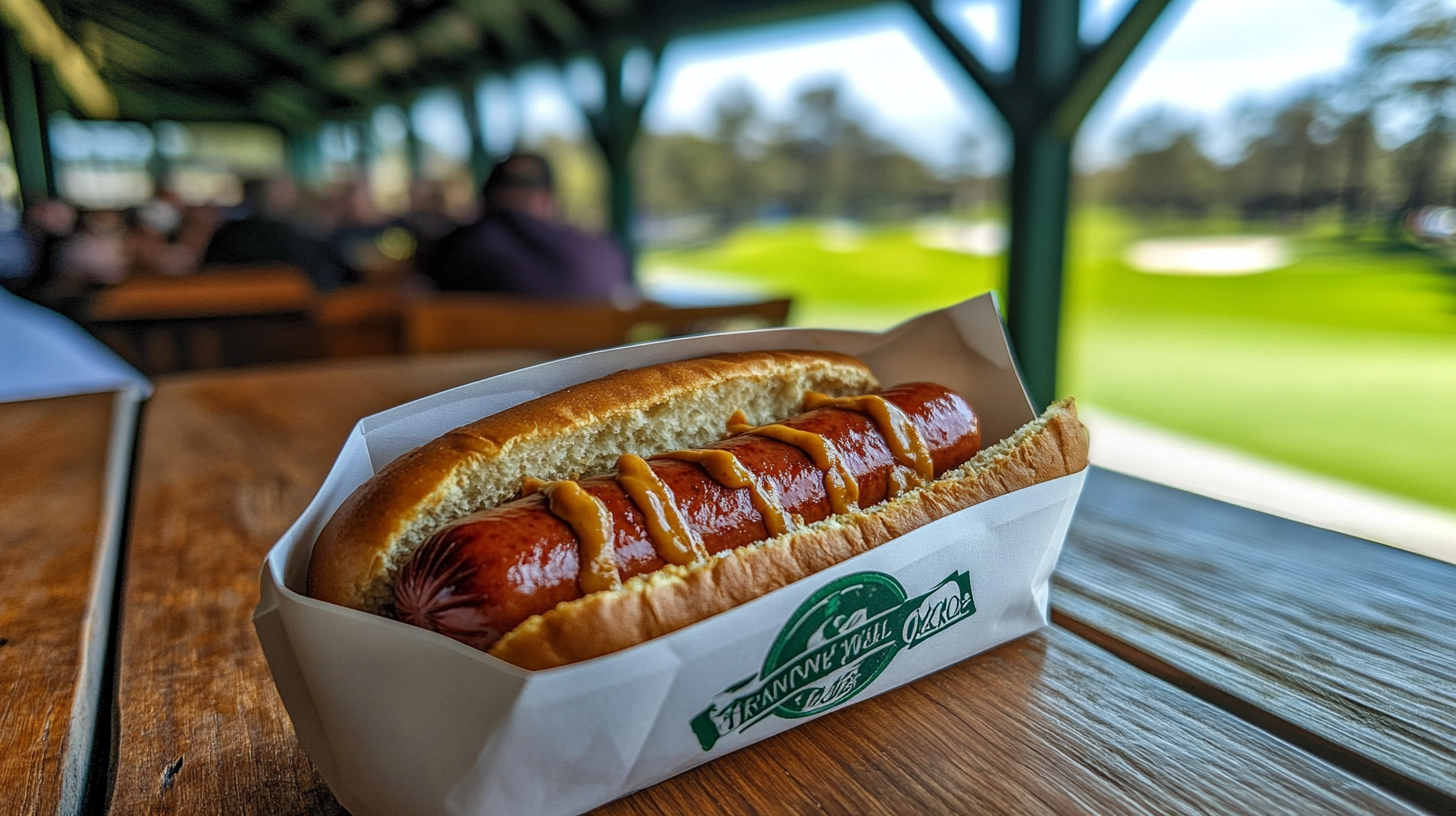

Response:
(643, 211), (1456, 511)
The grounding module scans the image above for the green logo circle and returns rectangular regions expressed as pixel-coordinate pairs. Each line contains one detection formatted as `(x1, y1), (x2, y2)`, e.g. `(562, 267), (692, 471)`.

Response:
(761, 571), (907, 718)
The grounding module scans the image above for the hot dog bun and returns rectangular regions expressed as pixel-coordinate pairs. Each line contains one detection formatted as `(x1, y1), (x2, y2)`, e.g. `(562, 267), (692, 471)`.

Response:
(308, 351), (881, 615)
(307, 350), (1089, 670)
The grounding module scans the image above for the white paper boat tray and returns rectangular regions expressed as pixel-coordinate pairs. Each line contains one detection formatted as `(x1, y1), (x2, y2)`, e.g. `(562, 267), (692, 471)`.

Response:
(254, 294), (1087, 815)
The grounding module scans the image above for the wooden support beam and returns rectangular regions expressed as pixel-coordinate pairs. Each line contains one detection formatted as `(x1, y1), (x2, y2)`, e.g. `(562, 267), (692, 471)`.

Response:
(1054, 0), (1178, 134)
(287, 130), (319, 187)
(905, 0), (1013, 118)
(458, 79), (491, 191)
(908, 0), (1176, 408)
(111, 0), (381, 115)
(581, 40), (662, 274)
(353, 119), (372, 182)
(1002, 0), (1079, 411)
(404, 100), (425, 183)
(2, 27), (51, 206)
(147, 123), (170, 192)
(32, 57), (58, 197)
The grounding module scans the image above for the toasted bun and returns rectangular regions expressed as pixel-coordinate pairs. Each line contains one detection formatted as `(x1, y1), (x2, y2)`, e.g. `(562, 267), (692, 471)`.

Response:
(308, 351), (880, 614)
(488, 398), (1087, 670)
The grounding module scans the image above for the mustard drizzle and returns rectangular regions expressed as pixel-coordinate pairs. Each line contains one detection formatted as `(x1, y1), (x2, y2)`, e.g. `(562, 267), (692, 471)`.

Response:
(802, 391), (934, 482)
(614, 453), (707, 566)
(747, 423), (859, 515)
(653, 448), (794, 536)
(537, 480), (622, 594)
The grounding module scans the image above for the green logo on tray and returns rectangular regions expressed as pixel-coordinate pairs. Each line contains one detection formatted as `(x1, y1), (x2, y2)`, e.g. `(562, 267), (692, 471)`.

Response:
(691, 570), (976, 751)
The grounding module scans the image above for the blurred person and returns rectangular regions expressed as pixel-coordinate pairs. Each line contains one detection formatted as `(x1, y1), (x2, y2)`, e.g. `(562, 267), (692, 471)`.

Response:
(427, 154), (631, 300)
(173, 202), (224, 260)
(203, 176), (341, 289)
(125, 195), (196, 277)
(326, 180), (393, 283)
(57, 209), (128, 286)
(404, 180), (457, 275)
(0, 205), (33, 293)
(21, 208), (128, 317)
(15, 198), (77, 303)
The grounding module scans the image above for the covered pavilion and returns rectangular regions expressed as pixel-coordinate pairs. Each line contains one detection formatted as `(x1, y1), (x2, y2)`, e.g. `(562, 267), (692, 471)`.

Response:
(0, 0), (1175, 405)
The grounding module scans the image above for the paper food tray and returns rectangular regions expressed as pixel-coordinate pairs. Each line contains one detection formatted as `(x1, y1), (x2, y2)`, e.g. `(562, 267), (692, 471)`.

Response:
(255, 293), (1087, 815)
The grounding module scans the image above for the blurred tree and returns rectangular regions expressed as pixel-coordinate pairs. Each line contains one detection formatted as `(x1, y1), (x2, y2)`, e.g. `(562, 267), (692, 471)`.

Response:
(1331, 110), (1377, 232)
(1111, 108), (1219, 216)
(1355, 0), (1456, 231)
(1228, 95), (1334, 222)
(710, 83), (762, 226)
(636, 79), (955, 232)
(773, 82), (851, 216)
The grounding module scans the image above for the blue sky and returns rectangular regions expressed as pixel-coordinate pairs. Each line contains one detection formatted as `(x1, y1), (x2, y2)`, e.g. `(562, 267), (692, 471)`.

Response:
(410, 0), (1370, 172)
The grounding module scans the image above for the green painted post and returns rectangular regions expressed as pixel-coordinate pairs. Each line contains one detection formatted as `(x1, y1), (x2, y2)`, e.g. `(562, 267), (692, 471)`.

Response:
(459, 80), (490, 190)
(1004, 0), (1080, 409)
(404, 101), (425, 183)
(354, 119), (372, 181)
(32, 60), (57, 197)
(1, 28), (51, 206)
(580, 42), (660, 276)
(600, 46), (636, 265)
(287, 130), (313, 187)
(910, 0), (1176, 408)
(149, 125), (171, 194)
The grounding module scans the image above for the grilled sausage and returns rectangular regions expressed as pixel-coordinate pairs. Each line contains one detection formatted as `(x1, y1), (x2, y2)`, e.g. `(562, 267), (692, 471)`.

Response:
(394, 383), (980, 651)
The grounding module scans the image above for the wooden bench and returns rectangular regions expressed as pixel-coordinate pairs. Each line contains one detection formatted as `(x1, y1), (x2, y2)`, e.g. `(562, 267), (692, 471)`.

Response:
(83, 267), (320, 374)
(403, 294), (793, 356)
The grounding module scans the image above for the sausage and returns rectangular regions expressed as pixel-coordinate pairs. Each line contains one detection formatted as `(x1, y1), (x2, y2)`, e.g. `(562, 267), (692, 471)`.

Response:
(393, 383), (981, 651)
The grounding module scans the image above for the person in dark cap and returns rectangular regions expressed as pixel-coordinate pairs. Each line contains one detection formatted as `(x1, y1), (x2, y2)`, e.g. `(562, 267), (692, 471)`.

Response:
(426, 153), (631, 300)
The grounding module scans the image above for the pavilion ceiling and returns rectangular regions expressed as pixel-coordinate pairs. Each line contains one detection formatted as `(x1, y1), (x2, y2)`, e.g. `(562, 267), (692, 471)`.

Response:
(42, 0), (876, 129)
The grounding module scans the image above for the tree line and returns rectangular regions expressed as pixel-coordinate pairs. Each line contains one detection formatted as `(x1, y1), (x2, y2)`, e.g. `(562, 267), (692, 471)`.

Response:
(632, 82), (993, 234)
(1096, 0), (1456, 233)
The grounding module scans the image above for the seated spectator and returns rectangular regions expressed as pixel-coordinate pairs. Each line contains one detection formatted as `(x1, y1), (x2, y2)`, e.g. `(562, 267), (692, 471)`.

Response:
(125, 195), (196, 278)
(427, 154), (631, 300)
(405, 181), (458, 276)
(203, 177), (340, 289)
(14, 198), (77, 308)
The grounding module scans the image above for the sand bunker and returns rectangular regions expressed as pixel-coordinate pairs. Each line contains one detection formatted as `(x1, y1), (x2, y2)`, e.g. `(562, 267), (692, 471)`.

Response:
(1125, 236), (1291, 275)
(913, 219), (1007, 256)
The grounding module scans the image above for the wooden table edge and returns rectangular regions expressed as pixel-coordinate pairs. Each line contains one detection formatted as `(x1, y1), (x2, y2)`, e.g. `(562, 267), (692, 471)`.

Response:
(55, 388), (146, 816)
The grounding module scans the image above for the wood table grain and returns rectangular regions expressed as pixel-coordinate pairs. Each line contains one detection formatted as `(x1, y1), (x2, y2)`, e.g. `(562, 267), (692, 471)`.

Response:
(110, 352), (547, 815)
(598, 628), (1417, 815)
(1, 390), (137, 816)
(106, 355), (1442, 815)
(1054, 468), (1456, 811)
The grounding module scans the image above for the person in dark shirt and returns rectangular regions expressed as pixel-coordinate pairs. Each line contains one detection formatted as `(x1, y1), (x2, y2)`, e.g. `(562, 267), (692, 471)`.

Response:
(203, 177), (341, 290)
(428, 154), (631, 300)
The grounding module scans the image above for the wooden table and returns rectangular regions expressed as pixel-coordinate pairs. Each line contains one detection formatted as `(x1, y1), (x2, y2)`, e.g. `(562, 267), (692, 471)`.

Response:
(0, 389), (140, 816)
(104, 353), (1456, 815)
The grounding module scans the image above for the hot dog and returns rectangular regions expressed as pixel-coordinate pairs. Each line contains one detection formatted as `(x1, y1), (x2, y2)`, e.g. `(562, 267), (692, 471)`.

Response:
(307, 351), (1088, 670)
(394, 382), (980, 652)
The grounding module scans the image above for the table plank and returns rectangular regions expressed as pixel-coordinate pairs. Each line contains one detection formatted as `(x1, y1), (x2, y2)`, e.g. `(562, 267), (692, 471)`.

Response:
(599, 628), (1418, 816)
(110, 352), (548, 815)
(1054, 468), (1456, 809)
(0, 391), (131, 815)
